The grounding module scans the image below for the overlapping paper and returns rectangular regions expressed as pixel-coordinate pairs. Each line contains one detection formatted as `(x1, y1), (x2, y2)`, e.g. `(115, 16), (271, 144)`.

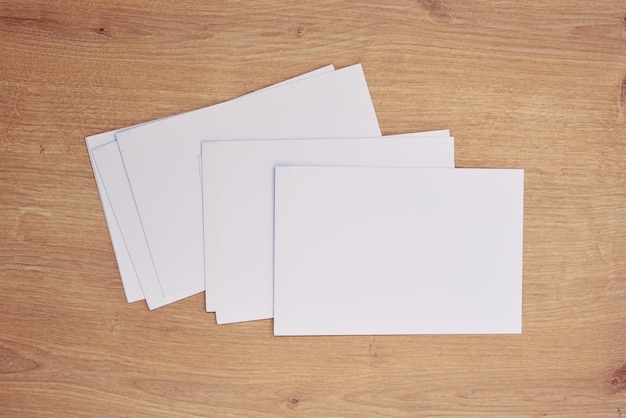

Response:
(86, 63), (524, 335)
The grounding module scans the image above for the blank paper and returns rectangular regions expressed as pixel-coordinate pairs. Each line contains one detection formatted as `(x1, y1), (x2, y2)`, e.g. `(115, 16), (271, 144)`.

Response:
(202, 134), (455, 323)
(86, 65), (334, 306)
(274, 166), (524, 336)
(86, 132), (143, 303)
(110, 64), (380, 309)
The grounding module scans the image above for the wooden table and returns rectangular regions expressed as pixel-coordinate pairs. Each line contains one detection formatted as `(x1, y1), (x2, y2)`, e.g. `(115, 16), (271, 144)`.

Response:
(1, 1), (625, 416)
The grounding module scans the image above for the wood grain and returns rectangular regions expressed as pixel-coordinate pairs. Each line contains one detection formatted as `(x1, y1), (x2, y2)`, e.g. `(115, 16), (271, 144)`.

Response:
(1, 0), (625, 416)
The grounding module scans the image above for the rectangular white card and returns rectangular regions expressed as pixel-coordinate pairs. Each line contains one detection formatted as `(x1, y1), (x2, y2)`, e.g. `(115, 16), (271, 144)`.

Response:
(86, 65), (335, 305)
(274, 167), (524, 335)
(212, 130), (452, 325)
(202, 134), (455, 324)
(110, 64), (380, 308)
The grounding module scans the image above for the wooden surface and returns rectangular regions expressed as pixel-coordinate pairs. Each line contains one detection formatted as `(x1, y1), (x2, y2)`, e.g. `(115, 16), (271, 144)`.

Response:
(1, 0), (625, 416)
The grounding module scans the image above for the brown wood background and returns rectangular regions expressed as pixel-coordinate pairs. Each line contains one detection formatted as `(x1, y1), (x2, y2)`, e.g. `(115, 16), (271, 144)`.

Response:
(1, 1), (625, 416)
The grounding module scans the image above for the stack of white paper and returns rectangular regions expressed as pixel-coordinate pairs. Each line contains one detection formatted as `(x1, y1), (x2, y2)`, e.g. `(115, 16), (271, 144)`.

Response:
(87, 63), (524, 336)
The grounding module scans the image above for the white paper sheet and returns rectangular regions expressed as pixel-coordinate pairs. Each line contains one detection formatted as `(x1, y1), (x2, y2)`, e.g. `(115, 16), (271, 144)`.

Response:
(213, 130), (452, 325)
(85, 65), (335, 305)
(273, 167), (524, 335)
(109, 63), (380, 309)
(215, 311), (273, 324)
(202, 134), (455, 323)
(85, 132), (144, 303)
